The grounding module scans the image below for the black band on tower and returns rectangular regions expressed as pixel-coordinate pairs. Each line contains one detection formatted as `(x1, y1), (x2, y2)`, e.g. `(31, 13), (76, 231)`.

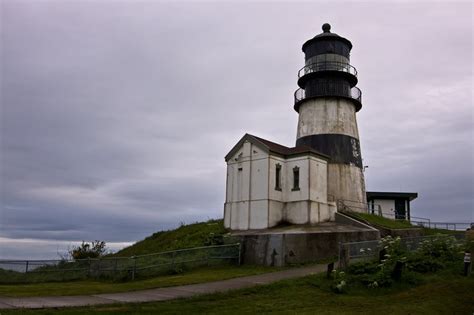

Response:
(296, 134), (363, 168)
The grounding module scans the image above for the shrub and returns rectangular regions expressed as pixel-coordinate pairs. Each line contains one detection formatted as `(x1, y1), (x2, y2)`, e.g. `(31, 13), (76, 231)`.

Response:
(407, 235), (463, 273)
(69, 240), (107, 260)
(330, 270), (347, 294)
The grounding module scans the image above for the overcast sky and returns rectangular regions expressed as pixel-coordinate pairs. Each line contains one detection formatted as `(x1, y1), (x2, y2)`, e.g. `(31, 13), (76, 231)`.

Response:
(1, 1), (473, 259)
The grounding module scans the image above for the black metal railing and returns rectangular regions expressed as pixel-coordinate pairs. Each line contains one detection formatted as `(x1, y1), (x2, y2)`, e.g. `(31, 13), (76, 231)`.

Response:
(294, 86), (361, 105)
(298, 61), (358, 79)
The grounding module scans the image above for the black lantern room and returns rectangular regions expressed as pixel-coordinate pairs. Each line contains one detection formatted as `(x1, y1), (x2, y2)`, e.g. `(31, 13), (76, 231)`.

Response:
(294, 23), (362, 113)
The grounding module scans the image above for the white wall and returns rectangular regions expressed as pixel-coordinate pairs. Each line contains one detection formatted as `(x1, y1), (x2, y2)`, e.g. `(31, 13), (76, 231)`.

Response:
(268, 156), (286, 202)
(371, 199), (396, 218)
(224, 140), (334, 230)
(327, 163), (366, 207)
(309, 158), (327, 203)
(297, 98), (360, 139)
(284, 157), (309, 202)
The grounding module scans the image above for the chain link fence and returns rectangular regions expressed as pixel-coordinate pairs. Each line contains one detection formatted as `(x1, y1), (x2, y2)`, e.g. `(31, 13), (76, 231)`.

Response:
(338, 235), (465, 268)
(0, 243), (241, 284)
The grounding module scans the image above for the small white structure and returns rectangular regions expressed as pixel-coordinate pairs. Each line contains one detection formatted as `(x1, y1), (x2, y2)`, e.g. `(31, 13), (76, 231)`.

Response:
(367, 191), (418, 220)
(224, 134), (337, 230)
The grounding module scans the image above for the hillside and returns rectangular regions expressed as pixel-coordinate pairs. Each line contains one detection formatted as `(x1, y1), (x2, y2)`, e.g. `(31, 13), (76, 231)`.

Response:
(113, 219), (229, 257)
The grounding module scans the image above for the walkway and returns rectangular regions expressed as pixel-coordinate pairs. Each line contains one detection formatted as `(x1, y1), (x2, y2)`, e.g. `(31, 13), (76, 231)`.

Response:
(0, 265), (325, 309)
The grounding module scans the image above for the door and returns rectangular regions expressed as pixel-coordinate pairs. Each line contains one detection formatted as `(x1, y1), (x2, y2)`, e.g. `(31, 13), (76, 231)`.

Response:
(394, 199), (406, 220)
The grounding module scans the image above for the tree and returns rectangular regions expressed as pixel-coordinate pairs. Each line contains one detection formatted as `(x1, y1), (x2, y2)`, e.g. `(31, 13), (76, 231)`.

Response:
(69, 240), (107, 260)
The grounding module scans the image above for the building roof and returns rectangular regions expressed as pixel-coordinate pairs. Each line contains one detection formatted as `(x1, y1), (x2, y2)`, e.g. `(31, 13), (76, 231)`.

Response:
(224, 133), (330, 162)
(366, 191), (418, 201)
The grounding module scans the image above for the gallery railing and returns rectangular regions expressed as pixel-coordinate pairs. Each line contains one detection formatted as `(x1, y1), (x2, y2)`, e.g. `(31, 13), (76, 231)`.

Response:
(294, 86), (362, 106)
(298, 61), (358, 79)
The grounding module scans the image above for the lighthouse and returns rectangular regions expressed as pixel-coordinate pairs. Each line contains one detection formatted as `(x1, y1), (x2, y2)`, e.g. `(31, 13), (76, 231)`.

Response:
(221, 24), (414, 266)
(224, 23), (368, 232)
(294, 23), (366, 206)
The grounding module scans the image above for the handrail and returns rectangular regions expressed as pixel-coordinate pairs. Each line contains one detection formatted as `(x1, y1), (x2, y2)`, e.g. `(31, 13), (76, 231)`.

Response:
(294, 86), (361, 105)
(411, 221), (472, 231)
(298, 61), (358, 79)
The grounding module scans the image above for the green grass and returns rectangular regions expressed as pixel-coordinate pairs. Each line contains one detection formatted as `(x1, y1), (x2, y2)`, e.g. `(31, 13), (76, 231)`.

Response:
(347, 212), (415, 229)
(421, 227), (465, 237)
(0, 220), (233, 285)
(3, 272), (473, 314)
(114, 219), (229, 256)
(0, 264), (279, 297)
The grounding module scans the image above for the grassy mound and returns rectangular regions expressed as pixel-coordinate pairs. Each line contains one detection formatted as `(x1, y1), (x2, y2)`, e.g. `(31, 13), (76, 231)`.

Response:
(346, 212), (414, 229)
(113, 219), (229, 257)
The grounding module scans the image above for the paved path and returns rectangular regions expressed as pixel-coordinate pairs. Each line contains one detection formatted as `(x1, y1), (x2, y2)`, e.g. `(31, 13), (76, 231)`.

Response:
(0, 265), (325, 309)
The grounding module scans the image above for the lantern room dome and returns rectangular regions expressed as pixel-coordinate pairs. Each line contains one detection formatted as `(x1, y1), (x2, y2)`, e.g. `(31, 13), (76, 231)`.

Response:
(302, 23), (353, 53)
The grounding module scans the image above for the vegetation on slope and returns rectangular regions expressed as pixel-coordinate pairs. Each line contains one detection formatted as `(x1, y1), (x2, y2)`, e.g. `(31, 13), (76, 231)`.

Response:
(346, 212), (414, 229)
(348, 212), (467, 236)
(421, 227), (466, 237)
(113, 219), (229, 257)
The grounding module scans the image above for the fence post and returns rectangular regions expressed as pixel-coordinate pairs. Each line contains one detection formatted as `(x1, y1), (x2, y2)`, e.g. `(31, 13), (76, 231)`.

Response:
(97, 258), (101, 277)
(337, 242), (341, 269)
(25, 260), (29, 273)
(131, 256), (137, 280)
(238, 243), (242, 266)
(87, 258), (91, 277)
(171, 251), (176, 271)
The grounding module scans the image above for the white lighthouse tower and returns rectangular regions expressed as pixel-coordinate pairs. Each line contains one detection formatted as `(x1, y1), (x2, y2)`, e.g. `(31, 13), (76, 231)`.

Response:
(294, 23), (366, 205)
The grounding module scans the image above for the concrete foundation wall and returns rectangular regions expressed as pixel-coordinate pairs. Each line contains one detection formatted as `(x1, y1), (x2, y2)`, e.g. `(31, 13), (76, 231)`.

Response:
(239, 229), (380, 266)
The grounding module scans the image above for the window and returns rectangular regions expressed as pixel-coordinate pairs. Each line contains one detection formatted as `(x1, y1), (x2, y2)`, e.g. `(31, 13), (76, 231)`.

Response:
(275, 164), (282, 191)
(292, 166), (300, 191)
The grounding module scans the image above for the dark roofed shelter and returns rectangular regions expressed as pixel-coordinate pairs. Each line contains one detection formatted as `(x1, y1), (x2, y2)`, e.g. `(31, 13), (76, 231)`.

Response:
(366, 191), (418, 220)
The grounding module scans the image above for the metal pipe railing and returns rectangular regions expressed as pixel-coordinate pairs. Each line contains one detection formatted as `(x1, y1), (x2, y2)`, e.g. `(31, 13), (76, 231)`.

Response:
(294, 86), (361, 105)
(298, 61), (358, 78)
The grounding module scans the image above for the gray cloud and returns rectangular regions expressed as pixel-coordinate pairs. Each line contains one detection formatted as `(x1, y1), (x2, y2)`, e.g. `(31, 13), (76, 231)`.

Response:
(1, 1), (472, 258)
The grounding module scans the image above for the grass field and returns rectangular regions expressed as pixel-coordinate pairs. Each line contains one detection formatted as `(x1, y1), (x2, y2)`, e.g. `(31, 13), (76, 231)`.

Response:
(0, 265), (278, 297)
(2, 272), (473, 314)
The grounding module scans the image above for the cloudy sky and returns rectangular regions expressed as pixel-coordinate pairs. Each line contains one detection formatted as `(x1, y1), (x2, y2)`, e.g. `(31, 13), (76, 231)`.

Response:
(1, 1), (473, 259)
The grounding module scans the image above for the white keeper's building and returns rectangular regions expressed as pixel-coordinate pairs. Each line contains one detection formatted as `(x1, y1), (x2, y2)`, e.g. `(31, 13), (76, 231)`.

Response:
(224, 134), (337, 230)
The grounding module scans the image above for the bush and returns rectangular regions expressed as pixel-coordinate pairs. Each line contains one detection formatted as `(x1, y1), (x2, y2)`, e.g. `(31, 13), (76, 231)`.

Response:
(407, 235), (463, 273)
(69, 240), (107, 260)
(342, 235), (466, 291)
(330, 270), (347, 294)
